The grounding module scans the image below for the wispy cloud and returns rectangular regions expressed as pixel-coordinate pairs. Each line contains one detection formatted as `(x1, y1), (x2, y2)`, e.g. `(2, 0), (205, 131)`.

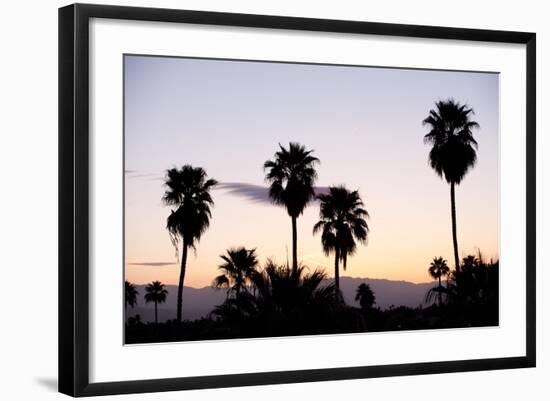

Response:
(128, 262), (176, 267)
(216, 182), (270, 203)
(130, 173), (162, 179)
(217, 182), (330, 205)
(125, 170), (163, 180)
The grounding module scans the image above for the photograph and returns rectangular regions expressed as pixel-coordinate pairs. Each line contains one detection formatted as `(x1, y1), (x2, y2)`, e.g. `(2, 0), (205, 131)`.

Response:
(123, 54), (500, 344)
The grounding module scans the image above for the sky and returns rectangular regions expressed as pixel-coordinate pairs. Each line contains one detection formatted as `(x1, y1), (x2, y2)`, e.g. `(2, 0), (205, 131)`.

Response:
(124, 55), (499, 288)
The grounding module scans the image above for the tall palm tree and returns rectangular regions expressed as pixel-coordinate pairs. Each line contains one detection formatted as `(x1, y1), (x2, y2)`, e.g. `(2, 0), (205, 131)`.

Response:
(355, 283), (376, 310)
(313, 186), (369, 290)
(163, 165), (218, 322)
(213, 247), (259, 298)
(125, 280), (139, 309)
(264, 142), (319, 274)
(144, 281), (168, 324)
(423, 99), (479, 271)
(427, 257), (450, 306)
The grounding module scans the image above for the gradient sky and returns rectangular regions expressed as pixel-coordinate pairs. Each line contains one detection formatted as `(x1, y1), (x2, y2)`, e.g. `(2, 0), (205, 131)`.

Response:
(124, 55), (499, 288)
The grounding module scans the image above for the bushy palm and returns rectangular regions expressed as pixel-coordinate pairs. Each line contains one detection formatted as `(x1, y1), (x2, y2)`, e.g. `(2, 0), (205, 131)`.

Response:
(125, 280), (139, 309)
(423, 99), (479, 270)
(264, 143), (319, 274)
(251, 262), (338, 316)
(212, 261), (346, 336)
(355, 283), (376, 310)
(426, 257), (450, 306)
(163, 165), (217, 322)
(447, 253), (498, 307)
(213, 247), (259, 298)
(313, 186), (369, 290)
(144, 281), (168, 324)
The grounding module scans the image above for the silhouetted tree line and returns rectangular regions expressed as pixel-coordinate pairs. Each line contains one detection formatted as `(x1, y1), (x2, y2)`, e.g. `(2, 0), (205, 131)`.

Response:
(125, 99), (499, 344)
(125, 252), (498, 343)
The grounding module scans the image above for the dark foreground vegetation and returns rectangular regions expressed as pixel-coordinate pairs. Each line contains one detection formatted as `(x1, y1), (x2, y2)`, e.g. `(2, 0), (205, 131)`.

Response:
(125, 254), (498, 344)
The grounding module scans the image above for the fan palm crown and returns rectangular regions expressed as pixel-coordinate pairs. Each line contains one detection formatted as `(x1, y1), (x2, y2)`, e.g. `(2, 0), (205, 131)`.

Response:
(213, 247), (259, 297)
(125, 280), (139, 309)
(355, 283), (376, 310)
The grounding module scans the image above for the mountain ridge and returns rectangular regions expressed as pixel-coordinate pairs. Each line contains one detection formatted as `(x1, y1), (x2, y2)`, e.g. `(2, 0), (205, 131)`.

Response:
(126, 276), (439, 323)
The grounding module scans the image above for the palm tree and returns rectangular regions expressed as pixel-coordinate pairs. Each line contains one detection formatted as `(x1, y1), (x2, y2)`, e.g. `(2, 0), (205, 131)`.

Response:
(212, 261), (345, 335)
(423, 99), (479, 271)
(163, 165), (218, 322)
(447, 252), (498, 307)
(264, 142), (319, 274)
(125, 280), (139, 309)
(355, 283), (376, 310)
(213, 247), (259, 298)
(427, 257), (450, 306)
(313, 186), (369, 290)
(144, 281), (168, 324)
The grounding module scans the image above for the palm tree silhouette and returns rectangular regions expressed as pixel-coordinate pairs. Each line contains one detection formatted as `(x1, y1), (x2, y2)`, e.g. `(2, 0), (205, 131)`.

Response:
(264, 142), (319, 274)
(163, 165), (218, 322)
(313, 186), (369, 290)
(213, 247), (259, 298)
(125, 280), (139, 309)
(355, 283), (376, 310)
(144, 281), (168, 324)
(427, 257), (450, 306)
(213, 261), (343, 335)
(423, 99), (479, 270)
(448, 252), (498, 306)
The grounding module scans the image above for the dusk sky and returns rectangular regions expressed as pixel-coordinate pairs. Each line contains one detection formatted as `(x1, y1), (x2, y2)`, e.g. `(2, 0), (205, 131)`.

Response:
(124, 55), (499, 288)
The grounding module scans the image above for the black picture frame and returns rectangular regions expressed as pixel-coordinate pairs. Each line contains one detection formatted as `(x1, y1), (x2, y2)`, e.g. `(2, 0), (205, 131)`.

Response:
(58, 3), (536, 397)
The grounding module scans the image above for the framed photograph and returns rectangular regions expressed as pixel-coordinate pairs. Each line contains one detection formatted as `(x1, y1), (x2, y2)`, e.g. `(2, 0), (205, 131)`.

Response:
(58, 3), (536, 397)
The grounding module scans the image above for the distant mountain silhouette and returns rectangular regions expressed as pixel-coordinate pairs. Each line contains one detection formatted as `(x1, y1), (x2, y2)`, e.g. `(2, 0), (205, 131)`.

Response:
(338, 277), (435, 309)
(126, 277), (438, 323)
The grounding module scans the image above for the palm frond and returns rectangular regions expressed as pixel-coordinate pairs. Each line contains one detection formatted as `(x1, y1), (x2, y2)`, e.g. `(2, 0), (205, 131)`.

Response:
(264, 142), (319, 217)
(144, 281), (168, 304)
(313, 185), (370, 274)
(422, 99), (480, 185)
(163, 165), (217, 254)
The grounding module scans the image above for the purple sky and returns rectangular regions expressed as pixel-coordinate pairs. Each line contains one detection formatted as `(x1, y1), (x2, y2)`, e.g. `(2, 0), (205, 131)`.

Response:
(124, 55), (499, 287)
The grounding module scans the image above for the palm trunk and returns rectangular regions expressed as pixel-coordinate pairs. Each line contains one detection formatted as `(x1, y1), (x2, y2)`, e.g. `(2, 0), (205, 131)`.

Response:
(291, 216), (298, 275)
(450, 183), (460, 272)
(154, 301), (158, 324)
(438, 276), (442, 306)
(176, 242), (188, 322)
(334, 247), (340, 290)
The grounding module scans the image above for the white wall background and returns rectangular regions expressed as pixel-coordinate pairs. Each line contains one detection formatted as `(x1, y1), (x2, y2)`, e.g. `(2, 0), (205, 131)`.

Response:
(0, 0), (546, 399)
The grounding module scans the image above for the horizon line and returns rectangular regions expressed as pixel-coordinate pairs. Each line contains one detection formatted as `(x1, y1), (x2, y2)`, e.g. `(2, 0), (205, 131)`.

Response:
(125, 275), (443, 288)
